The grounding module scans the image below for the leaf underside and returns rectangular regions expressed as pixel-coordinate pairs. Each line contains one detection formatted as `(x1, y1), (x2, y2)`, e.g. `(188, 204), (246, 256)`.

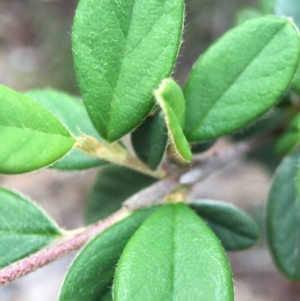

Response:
(191, 200), (259, 251)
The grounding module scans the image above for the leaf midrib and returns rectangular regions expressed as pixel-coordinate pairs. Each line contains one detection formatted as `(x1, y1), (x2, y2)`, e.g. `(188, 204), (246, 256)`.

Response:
(0, 124), (73, 139)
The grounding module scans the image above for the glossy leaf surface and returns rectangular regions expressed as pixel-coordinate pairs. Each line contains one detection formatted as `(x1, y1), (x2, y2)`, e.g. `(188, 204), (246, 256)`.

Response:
(114, 204), (233, 301)
(0, 187), (62, 268)
(0, 85), (75, 174)
(73, 0), (184, 142)
(184, 16), (300, 142)
(59, 208), (156, 301)
(154, 79), (192, 161)
(191, 200), (259, 250)
(267, 149), (300, 279)
(25, 89), (106, 170)
(86, 166), (156, 224)
(131, 111), (168, 170)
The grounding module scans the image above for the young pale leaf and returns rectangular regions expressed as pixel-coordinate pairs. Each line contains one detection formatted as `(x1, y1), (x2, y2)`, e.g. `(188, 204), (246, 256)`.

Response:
(0, 85), (75, 174)
(0, 187), (62, 269)
(190, 200), (259, 251)
(131, 111), (168, 170)
(274, 0), (300, 94)
(267, 148), (300, 280)
(154, 79), (192, 162)
(184, 16), (300, 142)
(72, 0), (184, 142)
(113, 203), (233, 301)
(25, 89), (106, 170)
(59, 208), (156, 301)
(86, 166), (156, 224)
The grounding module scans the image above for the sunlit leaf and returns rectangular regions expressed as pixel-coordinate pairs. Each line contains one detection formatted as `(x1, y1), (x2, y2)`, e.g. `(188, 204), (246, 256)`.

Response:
(0, 85), (75, 174)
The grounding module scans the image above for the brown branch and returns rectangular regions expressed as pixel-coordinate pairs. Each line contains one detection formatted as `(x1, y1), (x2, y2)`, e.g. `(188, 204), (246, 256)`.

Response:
(124, 176), (180, 210)
(180, 129), (278, 185)
(0, 127), (280, 286)
(0, 207), (131, 286)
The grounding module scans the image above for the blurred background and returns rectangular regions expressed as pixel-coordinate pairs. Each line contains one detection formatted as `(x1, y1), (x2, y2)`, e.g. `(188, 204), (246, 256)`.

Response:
(0, 0), (299, 300)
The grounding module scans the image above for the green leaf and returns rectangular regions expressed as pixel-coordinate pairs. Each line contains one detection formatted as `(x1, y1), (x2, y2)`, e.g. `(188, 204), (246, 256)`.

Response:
(276, 114), (300, 155)
(0, 85), (75, 174)
(154, 79), (192, 162)
(0, 187), (62, 269)
(190, 200), (260, 251)
(184, 16), (300, 142)
(266, 148), (300, 279)
(25, 89), (106, 170)
(59, 208), (156, 301)
(99, 290), (113, 301)
(131, 111), (168, 170)
(113, 203), (234, 301)
(72, 0), (184, 142)
(86, 165), (156, 224)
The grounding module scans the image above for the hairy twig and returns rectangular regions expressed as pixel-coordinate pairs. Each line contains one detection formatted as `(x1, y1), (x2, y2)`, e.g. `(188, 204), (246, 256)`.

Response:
(180, 129), (278, 185)
(0, 207), (131, 286)
(124, 176), (180, 210)
(0, 127), (279, 286)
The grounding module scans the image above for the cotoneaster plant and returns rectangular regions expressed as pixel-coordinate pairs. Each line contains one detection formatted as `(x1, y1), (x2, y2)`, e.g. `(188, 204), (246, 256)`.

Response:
(1, 0), (300, 300)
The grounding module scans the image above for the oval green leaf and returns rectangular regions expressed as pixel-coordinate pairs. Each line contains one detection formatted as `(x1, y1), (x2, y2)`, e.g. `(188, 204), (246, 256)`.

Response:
(113, 203), (234, 301)
(0, 85), (75, 174)
(59, 208), (156, 301)
(25, 89), (106, 170)
(0, 187), (62, 269)
(266, 148), (300, 279)
(190, 200), (260, 250)
(154, 79), (192, 162)
(184, 16), (300, 142)
(72, 0), (184, 142)
(86, 165), (156, 224)
(131, 111), (168, 170)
